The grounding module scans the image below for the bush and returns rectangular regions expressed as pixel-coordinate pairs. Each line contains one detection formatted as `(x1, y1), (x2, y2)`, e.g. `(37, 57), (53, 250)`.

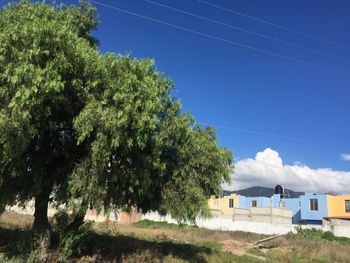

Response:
(132, 219), (191, 230)
(295, 227), (350, 244)
(57, 223), (93, 262)
(296, 227), (324, 240)
(53, 210), (70, 232)
(11, 230), (36, 257)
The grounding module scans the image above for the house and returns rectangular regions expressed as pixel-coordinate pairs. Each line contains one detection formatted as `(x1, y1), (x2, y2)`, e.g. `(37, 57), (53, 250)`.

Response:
(327, 195), (350, 218)
(298, 193), (328, 225)
(272, 194), (302, 224)
(273, 193), (328, 225)
(208, 194), (239, 215)
(208, 189), (350, 226)
(239, 195), (271, 209)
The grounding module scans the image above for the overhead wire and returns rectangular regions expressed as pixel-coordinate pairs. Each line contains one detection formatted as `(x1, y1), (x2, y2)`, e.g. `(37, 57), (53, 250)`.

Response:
(198, 122), (350, 150)
(198, 0), (350, 50)
(145, 0), (350, 63)
(90, 0), (350, 77)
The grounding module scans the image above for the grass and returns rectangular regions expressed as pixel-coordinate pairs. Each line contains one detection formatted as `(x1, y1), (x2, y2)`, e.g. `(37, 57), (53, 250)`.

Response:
(0, 213), (263, 262)
(132, 219), (191, 230)
(295, 227), (350, 244)
(1, 213), (350, 262)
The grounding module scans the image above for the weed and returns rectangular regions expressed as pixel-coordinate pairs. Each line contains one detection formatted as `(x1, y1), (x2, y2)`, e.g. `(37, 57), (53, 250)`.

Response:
(133, 219), (191, 230)
(295, 227), (350, 245)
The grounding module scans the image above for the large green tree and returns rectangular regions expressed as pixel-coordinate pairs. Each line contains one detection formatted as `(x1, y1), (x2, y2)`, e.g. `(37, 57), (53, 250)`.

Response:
(0, 0), (233, 249)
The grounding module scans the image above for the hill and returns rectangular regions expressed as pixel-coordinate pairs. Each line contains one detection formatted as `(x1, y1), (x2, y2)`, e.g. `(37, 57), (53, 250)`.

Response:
(223, 186), (304, 198)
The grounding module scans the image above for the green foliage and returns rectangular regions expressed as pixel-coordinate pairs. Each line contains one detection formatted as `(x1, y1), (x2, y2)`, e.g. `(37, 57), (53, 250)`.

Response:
(296, 227), (325, 239)
(133, 219), (191, 230)
(52, 210), (70, 232)
(10, 230), (36, 257)
(295, 227), (350, 244)
(57, 223), (92, 262)
(0, 0), (233, 229)
(0, 0), (102, 208)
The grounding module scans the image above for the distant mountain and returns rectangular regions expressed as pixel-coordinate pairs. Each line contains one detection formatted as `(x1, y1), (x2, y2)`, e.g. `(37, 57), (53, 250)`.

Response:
(223, 186), (304, 198)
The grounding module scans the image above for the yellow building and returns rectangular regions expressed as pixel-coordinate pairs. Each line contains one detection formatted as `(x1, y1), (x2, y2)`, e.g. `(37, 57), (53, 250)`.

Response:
(208, 194), (240, 215)
(327, 195), (350, 218)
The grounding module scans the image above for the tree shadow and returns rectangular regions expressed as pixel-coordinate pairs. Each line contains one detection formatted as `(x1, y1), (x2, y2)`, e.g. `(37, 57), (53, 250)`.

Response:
(0, 226), (214, 262)
(0, 226), (35, 255)
(85, 231), (213, 262)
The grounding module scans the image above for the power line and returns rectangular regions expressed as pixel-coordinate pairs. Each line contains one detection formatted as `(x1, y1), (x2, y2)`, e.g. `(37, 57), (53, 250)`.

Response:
(198, 122), (350, 149)
(90, 0), (350, 76)
(198, 0), (350, 50)
(145, 0), (350, 63)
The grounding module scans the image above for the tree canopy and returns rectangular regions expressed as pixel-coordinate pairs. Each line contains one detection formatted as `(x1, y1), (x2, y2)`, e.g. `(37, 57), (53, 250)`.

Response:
(0, 0), (233, 244)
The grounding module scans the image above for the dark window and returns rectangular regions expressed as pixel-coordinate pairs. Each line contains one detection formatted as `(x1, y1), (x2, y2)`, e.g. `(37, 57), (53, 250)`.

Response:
(229, 199), (234, 208)
(298, 201), (301, 207)
(345, 200), (350, 213)
(310, 199), (318, 211)
(251, 200), (257, 207)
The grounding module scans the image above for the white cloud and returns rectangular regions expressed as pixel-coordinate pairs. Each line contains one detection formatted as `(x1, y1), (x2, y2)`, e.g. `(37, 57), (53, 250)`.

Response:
(341, 153), (350, 161)
(224, 148), (350, 194)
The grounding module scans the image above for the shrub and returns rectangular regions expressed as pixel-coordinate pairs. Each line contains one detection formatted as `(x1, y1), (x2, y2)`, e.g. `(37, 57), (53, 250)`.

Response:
(57, 223), (93, 262)
(295, 227), (350, 244)
(53, 210), (70, 232)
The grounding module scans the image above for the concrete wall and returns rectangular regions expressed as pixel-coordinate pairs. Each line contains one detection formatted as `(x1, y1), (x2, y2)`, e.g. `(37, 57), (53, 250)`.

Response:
(8, 204), (347, 238)
(233, 207), (292, 224)
(143, 212), (294, 235)
(272, 194), (302, 224)
(6, 203), (141, 224)
(323, 218), (350, 238)
(142, 212), (325, 235)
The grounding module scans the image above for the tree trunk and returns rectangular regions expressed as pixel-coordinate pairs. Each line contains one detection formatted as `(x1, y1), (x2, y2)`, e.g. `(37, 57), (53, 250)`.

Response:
(33, 188), (52, 252)
(64, 209), (86, 233)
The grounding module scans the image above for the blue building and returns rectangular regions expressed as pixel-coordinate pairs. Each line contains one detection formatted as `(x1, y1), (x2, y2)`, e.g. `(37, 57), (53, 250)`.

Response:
(272, 193), (328, 225)
(239, 195), (271, 209)
(272, 194), (301, 224)
(299, 193), (328, 225)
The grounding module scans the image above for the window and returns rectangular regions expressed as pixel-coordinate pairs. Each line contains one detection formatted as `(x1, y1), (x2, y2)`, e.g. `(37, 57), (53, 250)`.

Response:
(298, 201), (301, 208)
(214, 201), (219, 206)
(229, 199), (234, 208)
(310, 199), (318, 211)
(251, 200), (257, 207)
(345, 200), (350, 213)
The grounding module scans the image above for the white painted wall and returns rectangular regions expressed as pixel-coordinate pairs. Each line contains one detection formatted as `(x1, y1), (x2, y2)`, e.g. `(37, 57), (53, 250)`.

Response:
(143, 212), (294, 235)
(143, 212), (326, 235)
(323, 218), (350, 238)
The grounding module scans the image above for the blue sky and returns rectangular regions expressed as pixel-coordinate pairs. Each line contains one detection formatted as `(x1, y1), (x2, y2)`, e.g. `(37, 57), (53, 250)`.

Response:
(2, 0), (350, 191)
(89, 0), (350, 171)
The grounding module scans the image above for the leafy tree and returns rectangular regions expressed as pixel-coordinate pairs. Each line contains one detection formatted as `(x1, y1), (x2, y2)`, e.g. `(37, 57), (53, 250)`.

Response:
(0, 0), (233, 251)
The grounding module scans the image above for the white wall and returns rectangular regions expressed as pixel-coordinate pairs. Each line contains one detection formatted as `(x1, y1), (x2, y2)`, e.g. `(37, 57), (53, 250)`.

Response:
(143, 212), (294, 235)
(5, 205), (348, 238)
(323, 218), (350, 238)
(142, 212), (328, 236)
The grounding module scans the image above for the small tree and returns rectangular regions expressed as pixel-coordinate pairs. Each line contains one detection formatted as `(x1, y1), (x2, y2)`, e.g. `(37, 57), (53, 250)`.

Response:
(0, 0), (233, 251)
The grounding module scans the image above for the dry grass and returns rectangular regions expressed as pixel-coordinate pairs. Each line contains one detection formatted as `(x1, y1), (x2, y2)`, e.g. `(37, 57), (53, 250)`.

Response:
(0, 211), (33, 229)
(0, 212), (262, 262)
(248, 234), (350, 263)
(92, 221), (265, 246)
(1, 212), (350, 262)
